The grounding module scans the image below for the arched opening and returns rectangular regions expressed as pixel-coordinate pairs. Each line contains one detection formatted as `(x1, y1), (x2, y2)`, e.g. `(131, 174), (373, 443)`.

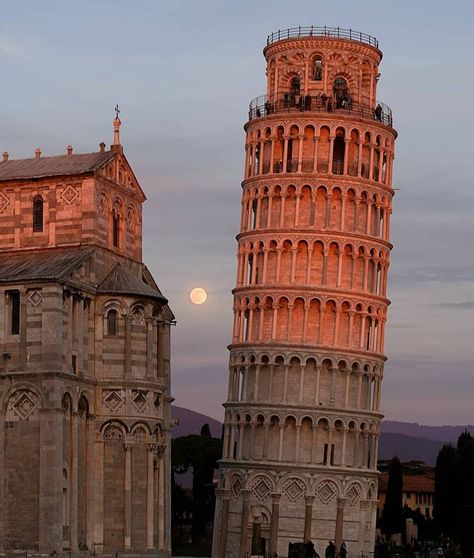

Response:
(244, 309), (250, 341)
(290, 76), (301, 98)
(333, 77), (348, 108)
(287, 125), (299, 173)
(247, 252), (254, 284)
(317, 126), (330, 174)
(251, 198), (258, 229)
(107, 309), (118, 336)
(313, 56), (323, 81)
(112, 212), (120, 248)
(348, 129), (359, 176)
(332, 127), (345, 174)
(273, 127), (284, 173)
(33, 195), (44, 233)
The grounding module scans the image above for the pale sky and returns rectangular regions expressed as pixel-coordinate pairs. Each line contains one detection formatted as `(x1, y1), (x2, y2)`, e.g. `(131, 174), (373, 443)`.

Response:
(1, 0), (473, 425)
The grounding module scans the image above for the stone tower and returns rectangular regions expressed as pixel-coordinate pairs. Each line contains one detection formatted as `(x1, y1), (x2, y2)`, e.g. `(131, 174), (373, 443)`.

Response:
(0, 118), (173, 557)
(213, 27), (397, 558)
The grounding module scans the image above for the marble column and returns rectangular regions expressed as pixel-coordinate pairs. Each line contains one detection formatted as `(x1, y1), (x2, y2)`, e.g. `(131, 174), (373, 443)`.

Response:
(334, 498), (346, 551)
(304, 496), (314, 541)
(239, 489), (251, 557)
(269, 493), (281, 556)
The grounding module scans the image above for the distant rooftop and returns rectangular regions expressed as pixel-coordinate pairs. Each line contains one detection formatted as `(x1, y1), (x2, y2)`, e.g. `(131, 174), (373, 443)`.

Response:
(266, 26), (379, 49)
(0, 150), (116, 182)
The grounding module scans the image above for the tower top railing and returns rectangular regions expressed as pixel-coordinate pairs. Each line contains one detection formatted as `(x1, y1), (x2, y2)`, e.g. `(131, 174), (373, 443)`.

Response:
(248, 94), (394, 128)
(266, 26), (379, 49)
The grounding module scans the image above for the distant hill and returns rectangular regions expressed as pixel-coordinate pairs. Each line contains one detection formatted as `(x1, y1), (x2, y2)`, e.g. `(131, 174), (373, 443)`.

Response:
(378, 432), (447, 465)
(381, 421), (474, 443)
(171, 407), (473, 466)
(171, 405), (222, 438)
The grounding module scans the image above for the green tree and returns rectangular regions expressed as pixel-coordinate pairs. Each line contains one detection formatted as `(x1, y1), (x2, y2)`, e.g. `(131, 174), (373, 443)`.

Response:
(171, 425), (222, 544)
(380, 456), (403, 536)
(433, 430), (474, 558)
(433, 444), (459, 539)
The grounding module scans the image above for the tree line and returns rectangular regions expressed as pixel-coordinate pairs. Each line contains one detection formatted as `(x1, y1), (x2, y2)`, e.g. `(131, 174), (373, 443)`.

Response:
(380, 431), (474, 558)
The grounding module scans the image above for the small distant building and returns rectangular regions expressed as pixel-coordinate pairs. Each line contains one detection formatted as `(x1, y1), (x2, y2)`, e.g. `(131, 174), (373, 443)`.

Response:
(0, 116), (173, 556)
(377, 461), (435, 518)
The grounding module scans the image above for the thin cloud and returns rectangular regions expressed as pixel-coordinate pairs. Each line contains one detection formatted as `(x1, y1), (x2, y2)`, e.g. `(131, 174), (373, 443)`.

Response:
(437, 301), (474, 309)
(0, 37), (24, 57)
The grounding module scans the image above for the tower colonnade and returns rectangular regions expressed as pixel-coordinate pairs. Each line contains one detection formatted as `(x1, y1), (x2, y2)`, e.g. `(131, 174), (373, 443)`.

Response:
(213, 27), (397, 558)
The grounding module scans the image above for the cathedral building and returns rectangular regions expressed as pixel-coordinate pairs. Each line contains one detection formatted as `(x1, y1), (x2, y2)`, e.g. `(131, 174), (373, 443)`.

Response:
(0, 116), (173, 556)
(213, 27), (397, 557)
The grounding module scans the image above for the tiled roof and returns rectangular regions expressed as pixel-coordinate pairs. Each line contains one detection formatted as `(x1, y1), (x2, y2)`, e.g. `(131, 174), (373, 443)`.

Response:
(97, 261), (168, 304)
(0, 151), (116, 181)
(378, 473), (435, 493)
(0, 248), (93, 283)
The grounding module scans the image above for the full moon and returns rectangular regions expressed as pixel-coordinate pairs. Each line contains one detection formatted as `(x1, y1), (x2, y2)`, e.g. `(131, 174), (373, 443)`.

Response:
(189, 287), (208, 305)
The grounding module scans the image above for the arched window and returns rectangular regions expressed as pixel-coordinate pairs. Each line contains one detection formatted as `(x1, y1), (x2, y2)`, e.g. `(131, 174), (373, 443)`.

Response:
(33, 195), (44, 232)
(333, 77), (348, 108)
(313, 56), (323, 80)
(112, 213), (120, 248)
(107, 309), (118, 336)
(290, 76), (301, 96)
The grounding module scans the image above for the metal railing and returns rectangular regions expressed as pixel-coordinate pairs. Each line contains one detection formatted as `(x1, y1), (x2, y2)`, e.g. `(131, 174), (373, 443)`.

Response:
(266, 26), (379, 48)
(248, 94), (394, 127)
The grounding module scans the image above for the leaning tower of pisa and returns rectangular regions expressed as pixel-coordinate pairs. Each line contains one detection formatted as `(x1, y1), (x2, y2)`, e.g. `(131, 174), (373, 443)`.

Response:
(212, 27), (397, 558)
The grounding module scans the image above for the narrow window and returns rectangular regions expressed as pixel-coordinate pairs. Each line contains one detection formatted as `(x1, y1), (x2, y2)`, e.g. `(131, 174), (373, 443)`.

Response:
(107, 309), (118, 336)
(330, 443), (335, 466)
(251, 199), (258, 229)
(72, 354), (77, 374)
(323, 443), (328, 464)
(33, 196), (44, 232)
(10, 291), (20, 335)
(244, 310), (250, 341)
(112, 213), (120, 248)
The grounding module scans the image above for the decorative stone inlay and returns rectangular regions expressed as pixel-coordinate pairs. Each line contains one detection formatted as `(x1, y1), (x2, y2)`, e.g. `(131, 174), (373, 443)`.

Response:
(282, 478), (305, 502)
(0, 191), (10, 213)
(252, 477), (272, 501)
(98, 193), (108, 217)
(103, 389), (125, 412)
(315, 480), (337, 504)
(133, 426), (147, 442)
(27, 289), (42, 307)
(231, 477), (244, 499)
(132, 307), (145, 324)
(8, 391), (39, 421)
(127, 205), (137, 227)
(132, 390), (148, 413)
(60, 184), (79, 205)
(103, 425), (124, 440)
(346, 484), (361, 506)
